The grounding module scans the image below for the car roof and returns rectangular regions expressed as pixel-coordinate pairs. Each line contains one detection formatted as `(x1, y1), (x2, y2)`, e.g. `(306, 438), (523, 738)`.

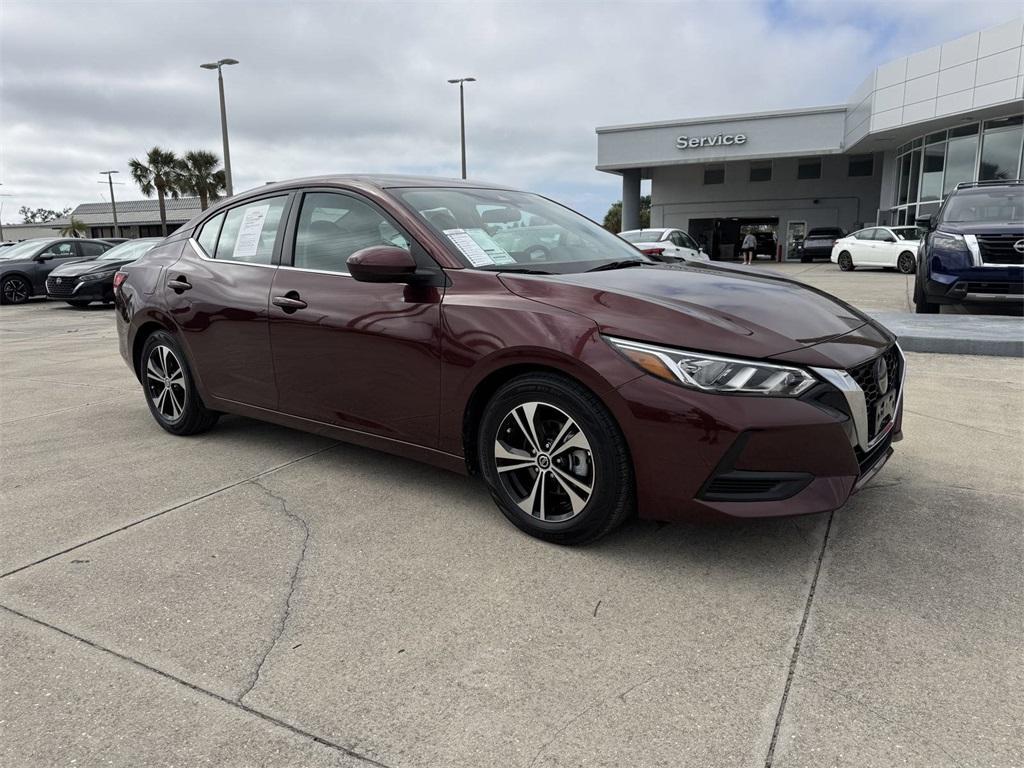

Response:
(622, 228), (669, 234)
(244, 174), (521, 197)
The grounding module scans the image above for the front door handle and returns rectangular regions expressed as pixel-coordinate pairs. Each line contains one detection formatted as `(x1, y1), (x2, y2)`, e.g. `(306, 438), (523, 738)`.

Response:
(272, 292), (307, 312)
(167, 277), (192, 292)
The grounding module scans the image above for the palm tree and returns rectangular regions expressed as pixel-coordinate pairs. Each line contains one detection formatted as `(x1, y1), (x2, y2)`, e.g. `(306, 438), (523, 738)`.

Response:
(60, 216), (87, 238)
(177, 150), (226, 210)
(129, 147), (180, 236)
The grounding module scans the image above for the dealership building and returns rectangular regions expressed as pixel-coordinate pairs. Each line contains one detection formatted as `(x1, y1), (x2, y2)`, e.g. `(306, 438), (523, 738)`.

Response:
(597, 19), (1024, 260)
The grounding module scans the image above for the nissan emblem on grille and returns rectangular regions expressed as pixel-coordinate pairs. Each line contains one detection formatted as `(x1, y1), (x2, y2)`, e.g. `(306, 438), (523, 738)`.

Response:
(56, 278), (62, 284)
(1014, 239), (1024, 255)
(874, 356), (889, 396)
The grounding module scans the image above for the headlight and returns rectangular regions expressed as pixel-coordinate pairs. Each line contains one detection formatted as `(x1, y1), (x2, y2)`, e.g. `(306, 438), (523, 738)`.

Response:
(606, 336), (817, 397)
(932, 230), (981, 266)
(79, 270), (118, 282)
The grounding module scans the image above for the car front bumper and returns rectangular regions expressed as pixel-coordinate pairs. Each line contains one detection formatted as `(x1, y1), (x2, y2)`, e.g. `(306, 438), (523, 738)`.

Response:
(922, 265), (1024, 305)
(609, 344), (904, 523)
(45, 276), (115, 302)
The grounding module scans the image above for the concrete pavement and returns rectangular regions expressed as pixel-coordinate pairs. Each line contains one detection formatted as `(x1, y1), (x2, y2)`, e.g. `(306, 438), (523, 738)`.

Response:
(1, 299), (1021, 767)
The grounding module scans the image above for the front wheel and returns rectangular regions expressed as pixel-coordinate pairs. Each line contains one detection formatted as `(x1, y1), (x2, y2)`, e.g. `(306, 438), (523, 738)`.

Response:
(913, 279), (940, 314)
(897, 251), (916, 274)
(1, 276), (31, 305)
(837, 252), (855, 271)
(478, 373), (634, 545)
(140, 331), (220, 435)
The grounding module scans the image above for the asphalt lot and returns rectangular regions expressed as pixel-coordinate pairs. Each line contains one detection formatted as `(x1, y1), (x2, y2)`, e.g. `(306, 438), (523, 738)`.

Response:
(2, 275), (1022, 767)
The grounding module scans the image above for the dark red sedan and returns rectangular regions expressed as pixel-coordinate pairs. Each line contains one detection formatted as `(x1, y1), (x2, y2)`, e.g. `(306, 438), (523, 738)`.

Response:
(114, 175), (904, 544)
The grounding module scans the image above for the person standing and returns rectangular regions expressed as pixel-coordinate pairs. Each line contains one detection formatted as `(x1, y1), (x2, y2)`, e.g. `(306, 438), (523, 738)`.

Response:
(741, 231), (757, 265)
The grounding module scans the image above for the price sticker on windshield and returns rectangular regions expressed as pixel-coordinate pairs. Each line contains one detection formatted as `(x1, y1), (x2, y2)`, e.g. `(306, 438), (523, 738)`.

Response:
(444, 228), (516, 266)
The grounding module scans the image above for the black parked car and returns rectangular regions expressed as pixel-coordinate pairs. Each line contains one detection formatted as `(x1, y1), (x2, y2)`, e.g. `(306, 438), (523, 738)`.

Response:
(0, 238), (114, 305)
(47, 238), (161, 307)
(798, 227), (846, 262)
(914, 180), (1024, 314)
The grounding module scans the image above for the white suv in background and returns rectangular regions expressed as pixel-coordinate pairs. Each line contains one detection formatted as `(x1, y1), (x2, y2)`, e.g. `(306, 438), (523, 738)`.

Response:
(831, 226), (922, 273)
(619, 228), (709, 263)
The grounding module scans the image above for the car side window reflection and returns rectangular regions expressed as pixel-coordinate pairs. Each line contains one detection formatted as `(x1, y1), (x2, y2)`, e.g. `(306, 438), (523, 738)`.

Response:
(293, 192), (409, 274)
(214, 197), (287, 265)
(196, 213), (224, 257)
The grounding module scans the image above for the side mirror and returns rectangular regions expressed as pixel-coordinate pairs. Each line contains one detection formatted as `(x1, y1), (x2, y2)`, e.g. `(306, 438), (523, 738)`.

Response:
(35, 253), (54, 262)
(347, 245), (418, 283)
(915, 214), (934, 229)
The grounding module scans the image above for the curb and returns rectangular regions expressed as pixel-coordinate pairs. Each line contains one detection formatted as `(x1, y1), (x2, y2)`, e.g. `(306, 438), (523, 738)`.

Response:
(867, 311), (1024, 358)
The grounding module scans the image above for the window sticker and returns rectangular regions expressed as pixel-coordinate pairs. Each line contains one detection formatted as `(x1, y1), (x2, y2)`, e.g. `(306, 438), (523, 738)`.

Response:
(444, 228), (516, 266)
(233, 204), (271, 261)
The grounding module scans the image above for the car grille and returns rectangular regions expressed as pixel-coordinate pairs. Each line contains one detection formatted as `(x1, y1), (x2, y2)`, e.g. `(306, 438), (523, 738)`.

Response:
(977, 233), (1024, 265)
(46, 276), (77, 298)
(855, 432), (893, 476)
(847, 345), (902, 443)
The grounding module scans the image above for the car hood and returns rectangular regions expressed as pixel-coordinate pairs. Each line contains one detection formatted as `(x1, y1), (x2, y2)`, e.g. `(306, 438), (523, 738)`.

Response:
(49, 259), (119, 277)
(499, 263), (880, 362)
(935, 221), (1024, 236)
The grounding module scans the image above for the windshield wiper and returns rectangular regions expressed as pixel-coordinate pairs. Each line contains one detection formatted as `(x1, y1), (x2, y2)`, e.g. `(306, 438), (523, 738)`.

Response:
(586, 259), (647, 273)
(480, 266), (552, 275)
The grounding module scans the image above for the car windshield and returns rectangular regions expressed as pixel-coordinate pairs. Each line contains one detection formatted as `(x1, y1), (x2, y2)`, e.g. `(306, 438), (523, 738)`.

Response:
(0, 240), (47, 261)
(941, 188), (1024, 224)
(619, 230), (665, 243)
(97, 238), (160, 261)
(890, 226), (922, 240)
(393, 188), (649, 273)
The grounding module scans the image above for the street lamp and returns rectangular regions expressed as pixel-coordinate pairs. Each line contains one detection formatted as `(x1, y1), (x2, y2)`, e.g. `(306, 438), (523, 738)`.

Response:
(100, 170), (119, 237)
(200, 57), (239, 197)
(447, 77), (476, 179)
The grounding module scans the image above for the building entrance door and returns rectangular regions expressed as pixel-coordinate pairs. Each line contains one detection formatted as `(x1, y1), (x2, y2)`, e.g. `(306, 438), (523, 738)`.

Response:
(786, 221), (807, 261)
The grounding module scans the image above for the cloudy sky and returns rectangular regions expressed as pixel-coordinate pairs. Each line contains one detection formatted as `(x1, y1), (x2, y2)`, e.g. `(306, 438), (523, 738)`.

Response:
(1, 0), (1021, 223)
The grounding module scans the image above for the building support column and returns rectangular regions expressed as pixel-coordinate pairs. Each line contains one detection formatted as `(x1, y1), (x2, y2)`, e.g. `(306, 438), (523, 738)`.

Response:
(621, 169), (641, 231)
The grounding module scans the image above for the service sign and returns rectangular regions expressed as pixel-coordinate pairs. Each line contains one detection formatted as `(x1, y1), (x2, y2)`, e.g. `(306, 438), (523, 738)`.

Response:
(676, 134), (747, 150)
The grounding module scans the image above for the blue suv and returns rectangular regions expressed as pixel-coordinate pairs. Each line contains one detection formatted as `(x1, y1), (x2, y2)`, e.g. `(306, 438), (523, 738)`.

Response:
(914, 180), (1024, 314)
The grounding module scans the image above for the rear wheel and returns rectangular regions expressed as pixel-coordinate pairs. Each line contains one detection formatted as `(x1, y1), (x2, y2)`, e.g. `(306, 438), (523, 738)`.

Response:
(897, 251), (916, 274)
(1, 276), (31, 305)
(141, 331), (219, 435)
(478, 373), (633, 545)
(838, 252), (855, 271)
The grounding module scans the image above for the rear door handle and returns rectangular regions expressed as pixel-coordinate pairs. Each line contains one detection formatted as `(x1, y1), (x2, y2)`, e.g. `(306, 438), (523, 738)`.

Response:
(167, 278), (192, 292)
(272, 293), (307, 312)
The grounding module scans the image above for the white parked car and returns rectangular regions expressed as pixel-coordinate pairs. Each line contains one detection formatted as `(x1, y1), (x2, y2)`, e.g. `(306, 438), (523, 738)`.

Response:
(619, 228), (709, 263)
(830, 226), (922, 273)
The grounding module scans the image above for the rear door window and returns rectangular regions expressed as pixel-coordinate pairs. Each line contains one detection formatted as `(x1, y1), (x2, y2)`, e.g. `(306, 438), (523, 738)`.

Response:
(195, 213), (225, 257)
(214, 197), (288, 265)
(77, 241), (108, 258)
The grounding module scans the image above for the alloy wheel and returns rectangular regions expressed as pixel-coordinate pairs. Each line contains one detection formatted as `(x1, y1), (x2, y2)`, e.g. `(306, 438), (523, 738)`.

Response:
(838, 253), (854, 271)
(145, 344), (187, 422)
(2, 277), (29, 304)
(493, 401), (595, 522)
(898, 253), (915, 274)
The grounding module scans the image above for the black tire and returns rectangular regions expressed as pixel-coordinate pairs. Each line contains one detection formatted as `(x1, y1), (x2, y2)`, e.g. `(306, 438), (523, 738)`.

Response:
(478, 373), (633, 545)
(1, 275), (31, 305)
(67, 300), (92, 308)
(913, 279), (940, 314)
(140, 330), (219, 435)
(838, 252), (855, 271)
(897, 251), (916, 274)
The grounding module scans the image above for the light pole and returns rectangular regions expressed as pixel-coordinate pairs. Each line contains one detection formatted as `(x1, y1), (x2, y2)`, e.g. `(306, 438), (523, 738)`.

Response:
(100, 170), (119, 237)
(447, 77), (476, 179)
(200, 58), (239, 197)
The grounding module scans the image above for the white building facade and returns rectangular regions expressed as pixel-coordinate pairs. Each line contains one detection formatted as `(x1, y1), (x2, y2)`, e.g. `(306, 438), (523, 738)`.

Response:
(597, 19), (1024, 260)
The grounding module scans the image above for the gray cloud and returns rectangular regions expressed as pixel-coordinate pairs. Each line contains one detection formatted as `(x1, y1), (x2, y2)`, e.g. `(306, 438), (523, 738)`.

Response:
(1, 0), (1021, 222)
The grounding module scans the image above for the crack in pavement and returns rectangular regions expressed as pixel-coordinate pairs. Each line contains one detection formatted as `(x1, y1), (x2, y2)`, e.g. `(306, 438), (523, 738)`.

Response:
(0, 393), (134, 425)
(0, 603), (392, 768)
(238, 479), (311, 704)
(0, 442), (339, 580)
(903, 408), (1019, 439)
(764, 510), (834, 768)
